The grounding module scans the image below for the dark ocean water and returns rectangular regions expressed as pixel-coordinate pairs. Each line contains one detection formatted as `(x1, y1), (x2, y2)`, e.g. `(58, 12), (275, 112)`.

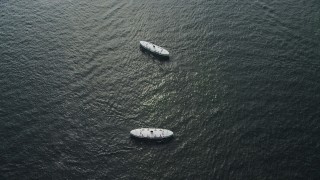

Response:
(1, 0), (320, 179)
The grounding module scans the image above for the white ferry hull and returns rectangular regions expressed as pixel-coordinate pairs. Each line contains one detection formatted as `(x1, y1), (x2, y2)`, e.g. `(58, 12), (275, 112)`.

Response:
(130, 128), (174, 140)
(140, 41), (169, 57)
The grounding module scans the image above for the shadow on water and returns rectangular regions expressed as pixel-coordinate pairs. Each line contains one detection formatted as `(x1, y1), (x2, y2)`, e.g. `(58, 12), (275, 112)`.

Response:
(140, 46), (170, 61)
(130, 136), (174, 146)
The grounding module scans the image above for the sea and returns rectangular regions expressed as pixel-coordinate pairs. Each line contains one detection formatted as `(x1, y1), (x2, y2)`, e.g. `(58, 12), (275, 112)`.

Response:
(1, 0), (320, 179)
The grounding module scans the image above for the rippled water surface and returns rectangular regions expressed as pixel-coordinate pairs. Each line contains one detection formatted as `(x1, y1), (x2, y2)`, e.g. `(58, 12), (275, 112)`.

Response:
(1, 0), (320, 179)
